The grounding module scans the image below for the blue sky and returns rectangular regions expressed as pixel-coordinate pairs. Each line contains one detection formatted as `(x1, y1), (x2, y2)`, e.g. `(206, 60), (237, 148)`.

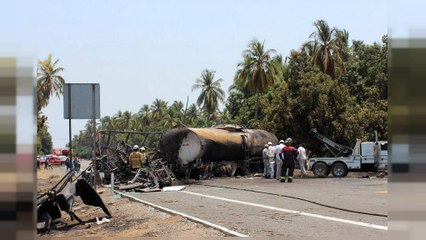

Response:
(3, 0), (408, 148)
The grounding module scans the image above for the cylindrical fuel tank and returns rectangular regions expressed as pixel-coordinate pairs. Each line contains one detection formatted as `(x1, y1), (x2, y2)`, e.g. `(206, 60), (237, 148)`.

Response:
(160, 125), (278, 166)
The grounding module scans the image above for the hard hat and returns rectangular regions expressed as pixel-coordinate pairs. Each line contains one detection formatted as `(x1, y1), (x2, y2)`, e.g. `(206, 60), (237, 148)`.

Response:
(268, 142), (272, 145)
(279, 140), (284, 144)
(133, 145), (139, 150)
(285, 137), (293, 145)
(140, 147), (146, 151)
(265, 144), (269, 147)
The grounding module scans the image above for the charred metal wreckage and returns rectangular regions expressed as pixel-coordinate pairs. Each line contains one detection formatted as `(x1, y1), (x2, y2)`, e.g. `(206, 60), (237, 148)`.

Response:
(86, 130), (177, 191)
(37, 131), (176, 233)
(37, 126), (277, 232)
(160, 124), (278, 179)
(92, 125), (278, 184)
(37, 169), (111, 233)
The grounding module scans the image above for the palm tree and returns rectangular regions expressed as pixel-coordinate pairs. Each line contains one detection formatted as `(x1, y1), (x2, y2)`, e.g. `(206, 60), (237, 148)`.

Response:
(336, 29), (349, 48)
(136, 104), (151, 130)
(306, 20), (346, 79)
(120, 111), (133, 130)
(234, 39), (280, 120)
(150, 99), (168, 122)
(301, 41), (319, 58)
(37, 54), (65, 112)
(191, 69), (225, 120)
(37, 114), (48, 134)
(336, 29), (350, 60)
(99, 116), (115, 130)
(113, 111), (124, 130)
(163, 108), (180, 128)
(170, 101), (184, 116)
(272, 54), (290, 82)
(186, 104), (199, 125)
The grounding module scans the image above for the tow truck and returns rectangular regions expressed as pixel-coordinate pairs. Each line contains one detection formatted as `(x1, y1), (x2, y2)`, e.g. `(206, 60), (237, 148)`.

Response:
(308, 129), (388, 177)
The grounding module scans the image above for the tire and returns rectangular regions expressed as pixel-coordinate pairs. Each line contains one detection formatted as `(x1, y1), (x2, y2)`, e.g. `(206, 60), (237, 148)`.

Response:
(312, 162), (330, 178)
(331, 162), (348, 177)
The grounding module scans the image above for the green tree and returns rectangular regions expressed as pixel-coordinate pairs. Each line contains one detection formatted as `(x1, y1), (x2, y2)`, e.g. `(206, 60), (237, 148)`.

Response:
(184, 103), (200, 126)
(36, 54), (65, 152)
(99, 116), (115, 131)
(261, 48), (363, 154)
(192, 69), (225, 120)
(37, 126), (53, 155)
(339, 35), (388, 140)
(233, 39), (281, 120)
(301, 41), (318, 58)
(119, 111), (133, 130)
(306, 20), (346, 79)
(170, 100), (184, 122)
(37, 54), (65, 112)
(150, 99), (168, 122)
(133, 105), (151, 131)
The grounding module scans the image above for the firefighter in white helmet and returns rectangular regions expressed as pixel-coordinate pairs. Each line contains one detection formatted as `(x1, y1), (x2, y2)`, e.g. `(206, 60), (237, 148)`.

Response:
(129, 145), (143, 170)
(139, 146), (148, 166)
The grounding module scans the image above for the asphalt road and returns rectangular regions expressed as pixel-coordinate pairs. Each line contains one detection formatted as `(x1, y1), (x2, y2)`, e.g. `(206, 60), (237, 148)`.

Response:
(127, 176), (388, 238)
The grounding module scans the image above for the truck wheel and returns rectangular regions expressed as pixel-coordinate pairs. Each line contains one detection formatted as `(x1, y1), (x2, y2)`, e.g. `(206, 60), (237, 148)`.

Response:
(331, 162), (348, 177)
(312, 162), (329, 178)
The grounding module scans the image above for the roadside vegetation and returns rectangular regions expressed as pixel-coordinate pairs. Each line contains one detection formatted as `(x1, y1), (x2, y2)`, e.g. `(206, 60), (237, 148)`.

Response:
(37, 20), (388, 157)
(37, 54), (65, 155)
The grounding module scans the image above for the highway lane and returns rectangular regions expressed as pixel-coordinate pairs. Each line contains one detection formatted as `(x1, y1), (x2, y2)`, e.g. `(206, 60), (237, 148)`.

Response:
(128, 177), (388, 238)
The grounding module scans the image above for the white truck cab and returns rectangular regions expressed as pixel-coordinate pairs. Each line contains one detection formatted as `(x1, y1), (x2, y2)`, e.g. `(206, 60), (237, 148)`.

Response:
(309, 139), (388, 177)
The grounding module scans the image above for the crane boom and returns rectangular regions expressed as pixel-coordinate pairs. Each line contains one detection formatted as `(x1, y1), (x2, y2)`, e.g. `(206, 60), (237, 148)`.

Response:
(309, 128), (353, 157)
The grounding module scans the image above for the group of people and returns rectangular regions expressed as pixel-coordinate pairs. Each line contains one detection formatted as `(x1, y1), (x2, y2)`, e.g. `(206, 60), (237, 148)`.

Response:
(43, 158), (52, 170)
(65, 157), (81, 172)
(262, 138), (308, 183)
(128, 145), (148, 170)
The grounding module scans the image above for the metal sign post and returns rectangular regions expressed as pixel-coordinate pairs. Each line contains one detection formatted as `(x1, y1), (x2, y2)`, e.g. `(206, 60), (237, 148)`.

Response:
(92, 84), (97, 189)
(68, 86), (72, 168)
(64, 83), (100, 188)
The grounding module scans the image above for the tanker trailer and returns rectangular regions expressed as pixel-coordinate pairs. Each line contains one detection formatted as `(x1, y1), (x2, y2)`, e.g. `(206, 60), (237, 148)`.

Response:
(159, 124), (278, 178)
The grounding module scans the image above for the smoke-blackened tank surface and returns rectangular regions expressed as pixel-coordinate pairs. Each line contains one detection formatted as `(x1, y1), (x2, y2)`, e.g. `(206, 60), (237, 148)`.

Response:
(159, 125), (278, 166)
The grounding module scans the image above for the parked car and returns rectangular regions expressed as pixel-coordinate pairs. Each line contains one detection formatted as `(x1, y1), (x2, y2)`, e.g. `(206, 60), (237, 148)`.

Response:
(48, 156), (66, 165)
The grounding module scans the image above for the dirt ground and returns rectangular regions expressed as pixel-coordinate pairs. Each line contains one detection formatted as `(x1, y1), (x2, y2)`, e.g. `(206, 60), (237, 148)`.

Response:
(36, 165), (225, 238)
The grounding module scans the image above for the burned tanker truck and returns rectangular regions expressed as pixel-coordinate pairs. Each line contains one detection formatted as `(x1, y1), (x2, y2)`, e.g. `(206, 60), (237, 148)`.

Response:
(159, 124), (278, 178)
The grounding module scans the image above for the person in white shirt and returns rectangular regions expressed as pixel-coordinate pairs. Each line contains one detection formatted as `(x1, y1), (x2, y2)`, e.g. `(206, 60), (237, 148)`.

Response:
(268, 142), (275, 179)
(274, 140), (285, 180)
(262, 144), (270, 178)
(297, 144), (307, 177)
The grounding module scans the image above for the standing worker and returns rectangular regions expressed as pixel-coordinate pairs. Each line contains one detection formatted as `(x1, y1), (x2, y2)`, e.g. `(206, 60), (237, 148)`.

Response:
(268, 142), (275, 179)
(47, 157), (53, 170)
(129, 145), (144, 170)
(279, 138), (299, 183)
(75, 157), (81, 172)
(140, 147), (148, 166)
(262, 144), (270, 178)
(297, 144), (307, 178)
(71, 157), (75, 171)
(274, 140), (285, 180)
(65, 157), (70, 171)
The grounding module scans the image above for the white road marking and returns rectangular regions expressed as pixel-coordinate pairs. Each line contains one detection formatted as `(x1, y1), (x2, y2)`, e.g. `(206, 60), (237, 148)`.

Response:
(181, 190), (388, 231)
(114, 190), (249, 237)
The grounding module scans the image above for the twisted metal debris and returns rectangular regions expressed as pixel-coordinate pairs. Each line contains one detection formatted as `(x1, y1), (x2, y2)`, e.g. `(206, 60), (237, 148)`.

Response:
(83, 132), (177, 191)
